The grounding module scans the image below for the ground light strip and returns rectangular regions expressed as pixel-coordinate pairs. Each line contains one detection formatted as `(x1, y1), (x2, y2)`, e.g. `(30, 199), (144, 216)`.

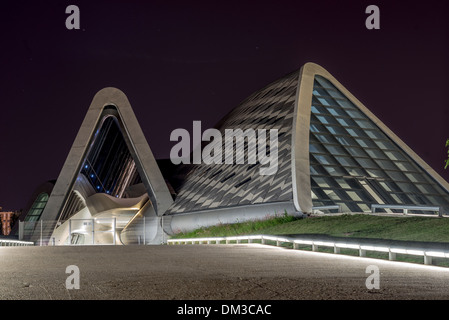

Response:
(167, 235), (449, 266)
(0, 239), (34, 246)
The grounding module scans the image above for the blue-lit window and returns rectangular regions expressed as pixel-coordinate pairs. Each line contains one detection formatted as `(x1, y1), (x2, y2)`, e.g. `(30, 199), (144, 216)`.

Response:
(328, 108), (347, 117)
(310, 123), (326, 133)
(313, 154), (334, 165)
(346, 128), (368, 138)
(317, 97), (331, 106)
(336, 118), (351, 127)
(80, 115), (142, 198)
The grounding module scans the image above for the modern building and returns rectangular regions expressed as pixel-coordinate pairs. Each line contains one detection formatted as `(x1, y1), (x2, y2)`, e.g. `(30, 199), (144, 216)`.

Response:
(0, 208), (17, 236)
(18, 62), (449, 245)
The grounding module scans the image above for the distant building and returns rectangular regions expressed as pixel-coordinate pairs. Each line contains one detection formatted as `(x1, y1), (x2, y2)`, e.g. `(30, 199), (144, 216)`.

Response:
(0, 208), (19, 236)
(19, 63), (449, 245)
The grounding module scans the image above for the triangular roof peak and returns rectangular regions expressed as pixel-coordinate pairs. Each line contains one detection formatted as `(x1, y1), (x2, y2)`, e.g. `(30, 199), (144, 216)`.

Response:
(39, 87), (173, 230)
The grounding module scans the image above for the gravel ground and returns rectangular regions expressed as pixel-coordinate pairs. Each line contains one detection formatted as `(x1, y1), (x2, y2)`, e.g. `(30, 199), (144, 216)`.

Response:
(1, 244), (449, 300)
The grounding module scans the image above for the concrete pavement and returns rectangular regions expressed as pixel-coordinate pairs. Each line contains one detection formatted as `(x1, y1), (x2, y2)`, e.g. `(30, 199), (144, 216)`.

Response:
(1, 244), (449, 300)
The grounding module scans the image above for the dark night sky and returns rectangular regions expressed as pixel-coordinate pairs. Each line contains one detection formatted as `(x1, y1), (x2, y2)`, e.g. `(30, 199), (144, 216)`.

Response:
(0, 0), (448, 211)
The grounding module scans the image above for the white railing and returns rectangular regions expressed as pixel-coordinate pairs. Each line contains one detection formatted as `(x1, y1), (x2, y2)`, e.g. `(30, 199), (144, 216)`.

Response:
(18, 218), (118, 246)
(371, 204), (442, 216)
(312, 205), (341, 213)
(167, 234), (449, 266)
(0, 239), (34, 246)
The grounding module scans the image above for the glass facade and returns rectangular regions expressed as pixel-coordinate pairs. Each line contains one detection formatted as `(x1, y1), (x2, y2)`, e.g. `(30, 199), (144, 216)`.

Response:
(80, 116), (142, 198)
(310, 75), (449, 213)
(24, 193), (49, 222)
(166, 71), (298, 214)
